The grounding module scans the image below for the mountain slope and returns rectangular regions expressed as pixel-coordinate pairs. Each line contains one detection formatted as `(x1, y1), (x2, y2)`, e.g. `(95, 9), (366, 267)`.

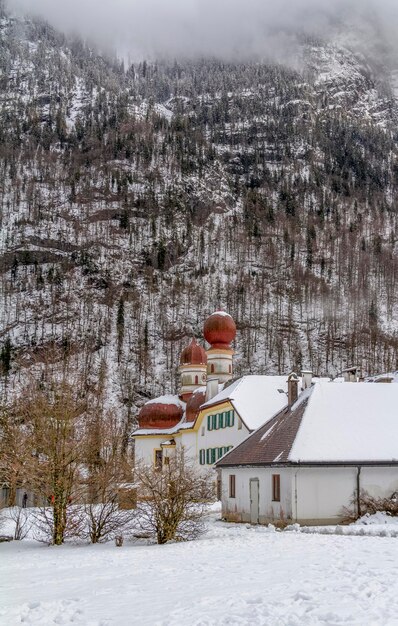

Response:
(0, 7), (397, 430)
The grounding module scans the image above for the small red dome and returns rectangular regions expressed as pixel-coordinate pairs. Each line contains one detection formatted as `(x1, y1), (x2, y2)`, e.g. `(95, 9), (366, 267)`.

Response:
(180, 338), (207, 366)
(138, 395), (184, 429)
(185, 389), (206, 422)
(204, 311), (236, 348)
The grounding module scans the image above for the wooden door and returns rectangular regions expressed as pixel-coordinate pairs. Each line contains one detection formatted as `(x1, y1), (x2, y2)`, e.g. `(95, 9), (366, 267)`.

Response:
(250, 478), (259, 524)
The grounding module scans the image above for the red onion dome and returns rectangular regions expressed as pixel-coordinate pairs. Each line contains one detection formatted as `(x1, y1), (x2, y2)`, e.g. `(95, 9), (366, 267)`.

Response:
(138, 395), (184, 429)
(203, 311), (236, 349)
(180, 338), (207, 366)
(185, 388), (206, 422)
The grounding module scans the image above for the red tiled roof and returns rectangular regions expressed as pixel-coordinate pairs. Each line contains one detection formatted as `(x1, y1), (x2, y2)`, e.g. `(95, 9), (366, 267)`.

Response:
(216, 400), (308, 466)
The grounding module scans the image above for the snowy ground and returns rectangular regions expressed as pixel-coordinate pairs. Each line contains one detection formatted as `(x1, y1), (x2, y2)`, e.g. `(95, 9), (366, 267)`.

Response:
(1, 509), (398, 626)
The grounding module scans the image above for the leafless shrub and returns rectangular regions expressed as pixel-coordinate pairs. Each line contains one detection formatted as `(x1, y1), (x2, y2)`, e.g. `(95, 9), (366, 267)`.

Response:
(82, 499), (136, 544)
(134, 449), (215, 544)
(341, 490), (398, 523)
(9, 506), (31, 540)
(31, 505), (85, 544)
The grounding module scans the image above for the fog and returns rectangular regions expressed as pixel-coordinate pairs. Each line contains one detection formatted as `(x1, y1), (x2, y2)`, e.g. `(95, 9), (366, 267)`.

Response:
(6, 0), (398, 62)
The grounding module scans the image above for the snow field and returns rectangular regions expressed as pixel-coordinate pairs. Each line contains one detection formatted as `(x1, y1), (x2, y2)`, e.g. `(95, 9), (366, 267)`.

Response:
(1, 511), (398, 626)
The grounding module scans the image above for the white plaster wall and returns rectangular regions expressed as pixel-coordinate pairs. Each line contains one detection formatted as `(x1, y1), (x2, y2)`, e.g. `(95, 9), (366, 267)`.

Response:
(360, 467), (398, 499)
(134, 436), (168, 464)
(180, 431), (197, 462)
(294, 467), (357, 523)
(134, 431), (198, 467)
(198, 413), (250, 466)
(220, 467), (293, 523)
(221, 465), (398, 525)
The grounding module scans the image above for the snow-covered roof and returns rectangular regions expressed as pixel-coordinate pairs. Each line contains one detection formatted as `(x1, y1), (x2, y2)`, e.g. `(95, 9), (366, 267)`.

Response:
(218, 381), (398, 467)
(289, 382), (398, 462)
(145, 394), (185, 407)
(202, 375), (292, 431)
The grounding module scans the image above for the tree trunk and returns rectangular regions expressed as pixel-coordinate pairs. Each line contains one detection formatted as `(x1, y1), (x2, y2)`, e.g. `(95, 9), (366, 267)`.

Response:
(53, 495), (67, 545)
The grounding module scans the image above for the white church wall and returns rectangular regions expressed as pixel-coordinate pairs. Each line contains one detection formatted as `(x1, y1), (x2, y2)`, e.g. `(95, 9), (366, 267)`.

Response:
(197, 403), (250, 468)
(180, 430), (197, 461)
(134, 436), (168, 465)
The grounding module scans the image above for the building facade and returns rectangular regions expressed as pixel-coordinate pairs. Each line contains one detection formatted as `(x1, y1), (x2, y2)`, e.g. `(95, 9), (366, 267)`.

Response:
(216, 381), (398, 525)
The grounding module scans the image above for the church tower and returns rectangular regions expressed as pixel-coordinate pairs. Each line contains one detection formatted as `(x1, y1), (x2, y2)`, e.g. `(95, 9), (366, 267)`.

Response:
(204, 311), (236, 384)
(179, 338), (207, 402)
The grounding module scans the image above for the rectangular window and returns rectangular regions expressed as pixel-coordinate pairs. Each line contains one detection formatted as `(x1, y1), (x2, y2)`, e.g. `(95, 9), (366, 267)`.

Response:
(211, 448), (217, 464)
(230, 411), (235, 427)
(217, 447), (224, 459)
(199, 449), (205, 465)
(206, 448), (212, 464)
(214, 414), (220, 430)
(229, 474), (236, 498)
(272, 474), (281, 502)
(219, 412), (225, 429)
(154, 449), (163, 470)
(207, 415), (213, 431)
(163, 456), (170, 466)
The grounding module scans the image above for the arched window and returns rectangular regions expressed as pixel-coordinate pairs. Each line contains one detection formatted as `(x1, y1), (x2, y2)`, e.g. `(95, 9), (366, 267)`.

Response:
(211, 364), (215, 373)
(195, 375), (198, 384)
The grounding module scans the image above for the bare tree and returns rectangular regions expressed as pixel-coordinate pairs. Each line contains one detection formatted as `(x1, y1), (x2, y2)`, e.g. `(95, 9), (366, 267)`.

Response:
(134, 449), (215, 544)
(15, 378), (87, 545)
(82, 411), (135, 544)
(0, 404), (30, 507)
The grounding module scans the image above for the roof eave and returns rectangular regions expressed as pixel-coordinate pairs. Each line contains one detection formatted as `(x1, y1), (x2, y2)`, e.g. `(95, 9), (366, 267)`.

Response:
(216, 460), (398, 468)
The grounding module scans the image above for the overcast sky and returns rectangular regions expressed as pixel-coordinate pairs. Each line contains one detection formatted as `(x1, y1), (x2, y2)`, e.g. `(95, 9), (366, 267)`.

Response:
(6, 0), (398, 62)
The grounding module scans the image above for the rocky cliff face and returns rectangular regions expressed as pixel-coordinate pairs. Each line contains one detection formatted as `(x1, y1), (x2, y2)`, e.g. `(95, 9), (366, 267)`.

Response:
(0, 6), (397, 429)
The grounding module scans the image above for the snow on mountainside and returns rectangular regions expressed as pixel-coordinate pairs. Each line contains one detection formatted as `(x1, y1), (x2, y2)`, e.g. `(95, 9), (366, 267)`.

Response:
(0, 5), (397, 434)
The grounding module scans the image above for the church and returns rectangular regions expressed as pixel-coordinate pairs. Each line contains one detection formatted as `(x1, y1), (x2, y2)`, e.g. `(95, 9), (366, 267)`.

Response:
(132, 311), (302, 470)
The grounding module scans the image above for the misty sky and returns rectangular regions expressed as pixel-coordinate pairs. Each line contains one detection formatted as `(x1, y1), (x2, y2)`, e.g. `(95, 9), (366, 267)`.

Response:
(6, 0), (398, 61)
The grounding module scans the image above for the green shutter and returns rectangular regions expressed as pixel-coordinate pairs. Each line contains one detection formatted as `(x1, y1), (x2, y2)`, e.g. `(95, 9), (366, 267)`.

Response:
(211, 448), (217, 464)
(208, 415), (212, 431)
(213, 414), (218, 430)
(218, 447), (224, 459)
(206, 449), (212, 464)
(230, 411), (235, 427)
(199, 449), (205, 465)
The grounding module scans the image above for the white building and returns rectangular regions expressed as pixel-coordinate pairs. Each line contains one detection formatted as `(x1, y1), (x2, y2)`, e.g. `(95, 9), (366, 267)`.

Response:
(216, 380), (398, 525)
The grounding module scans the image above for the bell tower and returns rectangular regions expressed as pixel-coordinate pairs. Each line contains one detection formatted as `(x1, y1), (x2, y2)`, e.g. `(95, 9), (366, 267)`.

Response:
(204, 311), (236, 384)
(179, 338), (207, 402)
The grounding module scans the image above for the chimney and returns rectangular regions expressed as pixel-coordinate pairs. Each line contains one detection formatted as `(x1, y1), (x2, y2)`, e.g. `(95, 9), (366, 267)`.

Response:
(205, 378), (219, 402)
(301, 370), (313, 390)
(287, 372), (299, 406)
